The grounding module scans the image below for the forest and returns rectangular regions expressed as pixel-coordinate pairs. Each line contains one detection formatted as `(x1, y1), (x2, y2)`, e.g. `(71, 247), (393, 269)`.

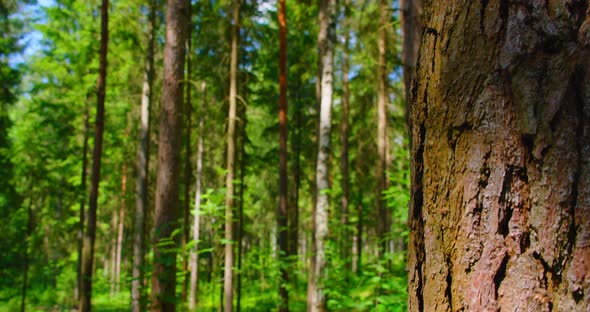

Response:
(1, 0), (589, 311)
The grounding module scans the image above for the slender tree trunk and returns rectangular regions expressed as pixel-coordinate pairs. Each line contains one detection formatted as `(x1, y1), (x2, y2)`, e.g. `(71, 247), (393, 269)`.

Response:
(110, 210), (118, 295)
(77, 99), (90, 301)
(115, 164), (127, 293)
(189, 81), (206, 311)
(131, 1), (155, 311)
(277, 0), (289, 310)
(308, 0), (336, 310)
(224, 1), (240, 311)
(150, 0), (188, 310)
(236, 99), (246, 312)
(340, 2), (351, 271)
(408, 2), (590, 311)
(181, 2), (193, 301)
(79, 0), (108, 309)
(21, 196), (33, 312)
(400, 0), (422, 118)
(376, 0), (390, 256)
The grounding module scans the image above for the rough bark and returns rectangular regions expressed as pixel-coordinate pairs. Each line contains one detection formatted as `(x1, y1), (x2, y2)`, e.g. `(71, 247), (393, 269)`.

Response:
(182, 2), (193, 301)
(224, 1), (240, 311)
(400, 0), (422, 115)
(408, 1), (590, 311)
(189, 81), (206, 311)
(308, 0), (336, 310)
(277, 0), (290, 310)
(150, 0), (188, 310)
(131, 1), (155, 311)
(376, 0), (390, 256)
(79, 0), (108, 310)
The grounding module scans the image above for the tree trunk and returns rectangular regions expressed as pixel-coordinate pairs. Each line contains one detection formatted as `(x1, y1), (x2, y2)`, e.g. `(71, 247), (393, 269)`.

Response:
(224, 1), (240, 311)
(308, 0), (336, 310)
(20, 196), (33, 312)
(189, 81), (206, 311)
(376, 0), (390, 256)
(408, 1), (590, 311)
(277, 0), (289, 310)
(114, 164), (126, 293)
(132, 1), (155, 311)
(76, 98), (90, 302)
(236, 96), (246, 312)
(79, 0), (108, 310)
(400, 0), (422, 115)
(150, 0), (188, 310)
(182, 2), (193, 301)
(340, 2), (351, 272)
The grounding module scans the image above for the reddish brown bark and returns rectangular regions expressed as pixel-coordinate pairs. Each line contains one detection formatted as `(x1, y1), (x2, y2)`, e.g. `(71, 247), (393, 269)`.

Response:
(150, 0), (188, 310)
(408, 1), (590, 311)
(79, 0), (108, 310)
(277, 0), (289, 310)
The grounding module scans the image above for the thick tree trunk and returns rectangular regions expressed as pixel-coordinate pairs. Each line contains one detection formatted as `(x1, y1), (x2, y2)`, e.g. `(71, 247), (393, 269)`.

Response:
(308, 0), (336, 310)
(340, 2), (351, 271)
(182, 2), (193, 301)
(408, 1), (590, 311)
(131, 1), (155, 311)
(224, 1), (240, 311)
(79, 0), (108, 310)
(76, 100), (90, 302)
(150, 0), (188, 310)
(400, 0), (422, 114)
(115, 164), (127, 293)
(277, 0), (289, 310)
(376, 0), (390, 256)
(189, 81), (206, 311)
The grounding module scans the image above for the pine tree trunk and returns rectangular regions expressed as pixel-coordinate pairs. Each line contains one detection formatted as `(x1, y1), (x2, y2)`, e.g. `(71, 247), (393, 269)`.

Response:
(115, 164), (127, 293)
(277, 0), (289, 310)
(340, 2), (351, 271)
(236, 99), (246, 312)
(408, 1), (590, 311)
(224, 1), (240, 311)
(376, 0), (390, 256)
(181, 2), (193, 301)
(189, 81), (206, 311)
(76, 99), (90, 302)
(400, 0), (422, 114)
(309, 0), (336, 310)
(150, 0), (188, 310)
(131, 1), (155, 311)
(79, 0), (108, 309)
(20, 196), (33, 312)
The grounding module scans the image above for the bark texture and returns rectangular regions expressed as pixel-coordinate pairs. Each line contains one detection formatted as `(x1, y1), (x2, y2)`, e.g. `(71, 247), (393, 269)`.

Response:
(400, 0), (423, 108)
(224, 1), (240, 311)
(308, 0), (336, 310)
(150, 0), (188, 310)
(132, 1), (155, 311)
(277, 0), (290, 310)
(408, 1), (590, 311)
(79, 0), (108, 310)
